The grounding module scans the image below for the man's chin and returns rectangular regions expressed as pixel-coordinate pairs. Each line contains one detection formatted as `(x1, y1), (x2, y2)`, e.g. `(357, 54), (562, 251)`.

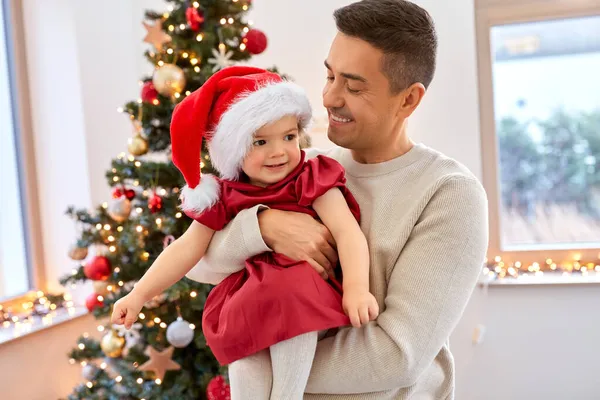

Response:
(327, 126), (353, 147)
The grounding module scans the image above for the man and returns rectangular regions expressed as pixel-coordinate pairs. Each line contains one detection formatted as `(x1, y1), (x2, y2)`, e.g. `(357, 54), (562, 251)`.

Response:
(187, 0), (488, 398)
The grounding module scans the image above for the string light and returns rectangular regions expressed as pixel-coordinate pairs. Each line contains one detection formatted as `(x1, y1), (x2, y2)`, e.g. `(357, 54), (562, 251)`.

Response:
(176, 212), (182, 218)
(196, 34), (203, 42)
(152, 99), (160, 105)
(139, 313), (145, 320)
(240, 43), (246, 51)
(220, 18), (227, 25)
(243, 27), (249, 33)
(154, 317), (161, 324)
(194, 66), (201, 73)
(115, 376), (123, 383)
(185, 91), (191, 96)
(117, 226), (124, 232)
(179, 23), (186, 30)
(168, 25), (175, 32)
(155, 379), (162, 385)
(101, 203), (108, 209)
(167, 48), (174, 54)
(141, 252), (150, 261)
(190, 58), (199, 65)
(137, 378), (144, 384)
(243, 4), (248, 10)
(189, 323), (196, 330)
(193, 1), (200, 7)
(228, 17), (234, 24)
(190, 291), (197, 298)
(158, 60), (165, 66)
(86, 382), (93, 389)
(117, 107), (124, 113)
(118, 281), (124, 286)
(97, 325), (105, 332)
(104, 224), (111, 230)
(78, 343), (85, 350)
(182, 52), (189, 58)
(109, 246), (116, 252)
(485, 255), (600, 281)
(160, 322), (167, 328)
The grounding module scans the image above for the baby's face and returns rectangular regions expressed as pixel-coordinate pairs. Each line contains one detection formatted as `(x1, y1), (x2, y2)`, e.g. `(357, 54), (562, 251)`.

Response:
(242, 115), (302, 187)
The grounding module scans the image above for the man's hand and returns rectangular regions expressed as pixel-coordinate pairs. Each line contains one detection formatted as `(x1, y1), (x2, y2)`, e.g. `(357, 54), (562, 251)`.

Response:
(258, 209), (338, 279)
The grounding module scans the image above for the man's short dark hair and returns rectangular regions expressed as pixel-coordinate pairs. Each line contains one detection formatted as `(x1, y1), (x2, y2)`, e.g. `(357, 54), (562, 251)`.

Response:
(334, 0), (438, 93)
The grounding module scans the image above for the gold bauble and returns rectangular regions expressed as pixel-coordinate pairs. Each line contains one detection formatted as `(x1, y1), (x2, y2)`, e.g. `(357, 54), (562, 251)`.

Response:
(100, 330), (125, 358)
(93, 280), (110, 296)
(152, 64), (186, 97)
(107, 196), (132, 222)
(128, 134), (149, 156)
(68, 244), (88, 260)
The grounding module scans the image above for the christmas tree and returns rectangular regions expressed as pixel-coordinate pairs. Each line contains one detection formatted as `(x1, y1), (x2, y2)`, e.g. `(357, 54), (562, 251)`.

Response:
(59, 1), (273, 399)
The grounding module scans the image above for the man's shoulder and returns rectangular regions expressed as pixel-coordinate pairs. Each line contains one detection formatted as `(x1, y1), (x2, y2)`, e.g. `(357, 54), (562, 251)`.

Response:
(419, 145), (481, 185)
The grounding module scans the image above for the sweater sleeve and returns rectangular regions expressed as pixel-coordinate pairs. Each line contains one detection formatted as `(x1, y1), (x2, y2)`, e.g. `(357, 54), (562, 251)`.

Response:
(185, 147), (332, 284)
(305, 176), (489, 394)
(184, 204), (271, 285)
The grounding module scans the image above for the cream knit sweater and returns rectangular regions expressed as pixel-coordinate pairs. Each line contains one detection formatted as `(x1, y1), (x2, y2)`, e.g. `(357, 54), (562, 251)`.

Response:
(187, 143), (489, 399)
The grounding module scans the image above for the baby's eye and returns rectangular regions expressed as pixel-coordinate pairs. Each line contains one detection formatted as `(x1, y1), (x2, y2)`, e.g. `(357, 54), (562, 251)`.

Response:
(253, 139), (267, 146)
(284, 134), (297, 141)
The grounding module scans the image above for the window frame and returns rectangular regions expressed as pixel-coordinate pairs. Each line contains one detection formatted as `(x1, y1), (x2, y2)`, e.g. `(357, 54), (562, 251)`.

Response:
(476, 0), (600, 264)
(1, 0), (46, 306)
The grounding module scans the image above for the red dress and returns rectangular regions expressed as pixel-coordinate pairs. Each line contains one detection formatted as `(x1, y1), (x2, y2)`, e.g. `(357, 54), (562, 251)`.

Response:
(189, 151), (360, 366)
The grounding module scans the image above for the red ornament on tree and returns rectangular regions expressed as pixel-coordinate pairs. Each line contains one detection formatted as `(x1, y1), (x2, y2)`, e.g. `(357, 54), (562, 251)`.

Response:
(84, 256), (112, 281)
(141, 81), (159, 103)
(186, 7), (205, 31)
(244, 29), (267, 55)
(85, 292), (104, 312)
(148, 192), (163, 214)
(206, 376), (231, 400)
(112, 187), (135, 200)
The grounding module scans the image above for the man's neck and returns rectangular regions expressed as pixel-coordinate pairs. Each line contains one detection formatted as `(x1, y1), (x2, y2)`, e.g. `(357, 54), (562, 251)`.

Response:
(350, 123), (414, 164)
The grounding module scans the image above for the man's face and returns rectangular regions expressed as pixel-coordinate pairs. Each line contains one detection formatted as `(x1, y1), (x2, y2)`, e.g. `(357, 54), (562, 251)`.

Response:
(323, 32), (405, 153)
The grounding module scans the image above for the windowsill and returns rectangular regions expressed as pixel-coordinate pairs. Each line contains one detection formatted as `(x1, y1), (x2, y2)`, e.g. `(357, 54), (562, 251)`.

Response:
(0, 306), (88, 346)
(480, 272), (600, 287)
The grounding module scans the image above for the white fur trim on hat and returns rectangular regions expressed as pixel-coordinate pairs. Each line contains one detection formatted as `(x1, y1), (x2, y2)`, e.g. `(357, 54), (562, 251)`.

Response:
(179, 174), (220, 215)
(209, 81), (312, 180)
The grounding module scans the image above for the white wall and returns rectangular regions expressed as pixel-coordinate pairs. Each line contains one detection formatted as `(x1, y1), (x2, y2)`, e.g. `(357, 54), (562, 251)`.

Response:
(3, 1), (599, 399)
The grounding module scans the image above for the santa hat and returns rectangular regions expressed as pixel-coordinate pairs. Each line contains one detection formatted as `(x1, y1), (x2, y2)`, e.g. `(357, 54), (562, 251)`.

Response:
(170, 66), (312, 215)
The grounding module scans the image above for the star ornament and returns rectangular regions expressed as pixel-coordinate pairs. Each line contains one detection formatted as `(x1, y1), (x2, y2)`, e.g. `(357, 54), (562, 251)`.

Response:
(208, 46), (234, 72)
(138, 345), (181, 381)
(143, 20), (172, 51)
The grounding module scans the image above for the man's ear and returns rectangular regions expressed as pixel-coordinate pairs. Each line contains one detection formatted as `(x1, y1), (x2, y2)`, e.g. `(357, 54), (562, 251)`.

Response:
(397, 82), (426, 118)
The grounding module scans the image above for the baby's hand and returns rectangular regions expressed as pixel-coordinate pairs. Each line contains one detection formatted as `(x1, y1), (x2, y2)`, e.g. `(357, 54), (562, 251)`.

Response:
(110, 294), (144, 329)
(342, 286), (379, 328)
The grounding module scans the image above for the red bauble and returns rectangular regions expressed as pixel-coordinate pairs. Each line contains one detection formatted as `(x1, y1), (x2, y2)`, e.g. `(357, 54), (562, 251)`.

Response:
(186, 7), (205, 31)
(206, 376), (231, 400)
(112, 187), (135, 200)
(112, 187), (123, 199)
(85, 292), (104, 312)
(141, 81), (159, 103)
(84, 256), (112, 281)
(244, 29), (267, 55)
(148, 193), (163, 214)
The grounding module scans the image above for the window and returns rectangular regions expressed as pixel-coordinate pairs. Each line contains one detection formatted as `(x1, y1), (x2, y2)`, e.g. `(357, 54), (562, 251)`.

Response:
(477, 0), (600, 263)
(0, 0), (42, 301)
